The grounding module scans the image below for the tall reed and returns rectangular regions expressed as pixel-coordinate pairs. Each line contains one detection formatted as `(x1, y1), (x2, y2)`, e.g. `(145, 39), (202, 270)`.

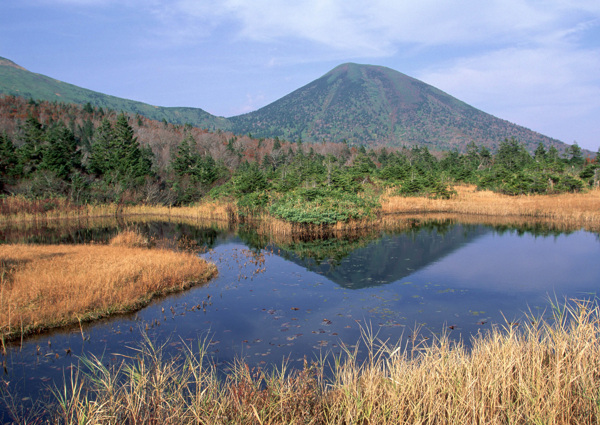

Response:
(9, 299), (599, 424)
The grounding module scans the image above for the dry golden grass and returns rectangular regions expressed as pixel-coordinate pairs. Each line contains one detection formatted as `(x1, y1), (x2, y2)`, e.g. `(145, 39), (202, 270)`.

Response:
(325, 301), (600, 424)
(122, 200), (235, 223)
(254, 216), (378, 240)
(16, 300), (600, 424)
(0, 197), (235, 226)
(108, 229), (149, 247)
(2, 186), (600, 235)
(382, 185), (600, 231)
(0, 232), (217, 340)
(0, 195), (119, 224)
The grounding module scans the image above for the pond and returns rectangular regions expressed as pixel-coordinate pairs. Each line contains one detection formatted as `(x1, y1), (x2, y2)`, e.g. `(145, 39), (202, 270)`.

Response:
(1, 216), (599, 418)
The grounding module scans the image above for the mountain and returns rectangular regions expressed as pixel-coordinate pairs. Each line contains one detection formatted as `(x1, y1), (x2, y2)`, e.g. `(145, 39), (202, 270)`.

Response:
(229, 63), (565, 152)
(0, 57), (228, 131)
(1, 57), (567, 152)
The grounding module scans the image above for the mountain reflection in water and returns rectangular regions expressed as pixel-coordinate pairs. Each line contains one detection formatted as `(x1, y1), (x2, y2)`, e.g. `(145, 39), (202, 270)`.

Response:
(0, 217), (598, 419)
(279, 223), (490, 289)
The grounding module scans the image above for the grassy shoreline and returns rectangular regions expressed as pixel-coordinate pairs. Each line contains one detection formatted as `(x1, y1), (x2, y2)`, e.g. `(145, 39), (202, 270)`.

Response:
(2, 193), (600, 422)
(0, 231), (217, 341)
(6, 300), (599, 424)
(2, 186), (600, 233)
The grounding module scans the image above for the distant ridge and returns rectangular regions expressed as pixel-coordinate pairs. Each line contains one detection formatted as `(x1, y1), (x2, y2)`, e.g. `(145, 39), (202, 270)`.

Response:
(0, 57), (27, 71)
(0, 57), (569, 152)
(0, 56), (228, 130)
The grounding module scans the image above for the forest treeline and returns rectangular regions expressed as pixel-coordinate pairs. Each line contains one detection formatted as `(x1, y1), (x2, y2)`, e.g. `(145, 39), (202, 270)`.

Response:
(0, 96), (598, 224)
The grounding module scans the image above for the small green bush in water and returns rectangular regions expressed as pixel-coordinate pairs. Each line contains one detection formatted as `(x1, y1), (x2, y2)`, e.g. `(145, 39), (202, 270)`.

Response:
(269, 187), (379, 224)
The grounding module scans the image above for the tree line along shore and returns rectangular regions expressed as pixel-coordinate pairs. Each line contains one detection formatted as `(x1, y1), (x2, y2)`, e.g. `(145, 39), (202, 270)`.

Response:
(0, 96), (599, 229)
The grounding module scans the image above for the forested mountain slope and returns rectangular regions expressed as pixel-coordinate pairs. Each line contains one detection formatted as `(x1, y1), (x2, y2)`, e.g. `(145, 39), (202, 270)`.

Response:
(229, 63), (566, 152)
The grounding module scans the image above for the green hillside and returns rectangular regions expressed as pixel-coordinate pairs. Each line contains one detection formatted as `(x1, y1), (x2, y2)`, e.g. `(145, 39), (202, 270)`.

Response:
(1, 57), (569, 152)
(229, 63), (565, 152)
(0, 57), (229, 131)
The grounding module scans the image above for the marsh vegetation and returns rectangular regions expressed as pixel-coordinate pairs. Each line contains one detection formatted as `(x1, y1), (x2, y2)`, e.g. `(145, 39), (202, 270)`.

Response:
(0, 216), (599, 423)
(0, 230), (216, 341)
(6, 301), (600, 424)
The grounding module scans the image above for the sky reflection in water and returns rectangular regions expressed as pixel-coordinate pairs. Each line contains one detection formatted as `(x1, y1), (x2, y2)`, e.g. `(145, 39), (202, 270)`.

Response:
(1, 220), (599, 413)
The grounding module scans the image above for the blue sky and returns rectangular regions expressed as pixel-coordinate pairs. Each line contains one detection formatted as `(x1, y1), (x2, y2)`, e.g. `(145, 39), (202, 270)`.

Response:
(1, 0), (599, 151)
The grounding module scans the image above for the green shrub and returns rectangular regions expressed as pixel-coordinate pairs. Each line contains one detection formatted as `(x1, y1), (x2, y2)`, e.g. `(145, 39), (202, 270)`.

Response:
(269, 187), (379, 224)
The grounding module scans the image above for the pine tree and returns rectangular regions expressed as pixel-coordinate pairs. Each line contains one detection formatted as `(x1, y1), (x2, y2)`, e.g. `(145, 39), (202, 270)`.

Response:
(88, 119), (116, 176)
(567, 142), (584, 166)
(16, 115), (45, 176)
(39, 121), (80, 179)
(534, 142), (547, 162)
(89, 114), (153, 186)
(0, 132), (17, 189)
(171, 136), (196, 177)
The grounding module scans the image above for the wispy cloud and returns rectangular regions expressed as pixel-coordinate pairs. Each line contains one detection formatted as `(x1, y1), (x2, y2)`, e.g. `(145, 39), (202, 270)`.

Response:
(145, 0), (599, 51)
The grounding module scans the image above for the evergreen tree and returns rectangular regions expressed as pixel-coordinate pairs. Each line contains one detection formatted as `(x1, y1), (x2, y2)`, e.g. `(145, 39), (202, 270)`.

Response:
(233, 161), (267, 194)
(547, 146), (561, 163)
(495, 138), (531, 172)
(88, 114), (153, 187)
(39, 121), (80, 180)
(377, 148), (390, 167)
(272, 137), (281, 151)
(351, 153), (376, 180)
(16, 115), (45, 176)
(534, 143), (547, 162)
(171, 136), (196, 177)
(88, 119), (116, 176)
(567, 142), (584, 166)
(0, 132), (17, 189)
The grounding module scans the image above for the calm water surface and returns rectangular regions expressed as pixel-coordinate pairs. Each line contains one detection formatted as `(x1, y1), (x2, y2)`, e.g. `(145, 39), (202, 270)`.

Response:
(0, 218), (599, 417)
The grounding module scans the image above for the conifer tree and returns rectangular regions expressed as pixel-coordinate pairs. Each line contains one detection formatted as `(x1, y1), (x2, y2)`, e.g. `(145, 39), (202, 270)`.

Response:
(89, 114), (153, 186)
(567, 142), (584, 166)
(39, 121), (80, 179)
(88, 119), (116, 176)
(534, 142), (547, 162)
(0, 132), (17, 189)
(16, 115), (45, 176)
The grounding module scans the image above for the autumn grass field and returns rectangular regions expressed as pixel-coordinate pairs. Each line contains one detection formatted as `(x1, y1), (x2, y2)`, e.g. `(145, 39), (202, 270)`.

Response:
(8, 300), (597, 424)
(0, 230), (217, 341)
(382, 185), (600, 231)
(2, 186), (600, 232)
(2, 192), (600, 422)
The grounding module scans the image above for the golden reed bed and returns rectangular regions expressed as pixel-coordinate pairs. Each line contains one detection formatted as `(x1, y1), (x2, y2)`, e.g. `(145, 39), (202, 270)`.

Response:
(0, 231), (217, 340)
(381, 185), (600, 229)
(2, 186), (600, 232)
(23, 301), (600, 424)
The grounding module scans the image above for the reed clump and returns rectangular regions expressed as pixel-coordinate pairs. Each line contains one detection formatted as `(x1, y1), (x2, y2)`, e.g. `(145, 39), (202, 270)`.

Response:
(17, 300), (600, 424)
(0, 232), (217, 340)
(109, 229), (149, 247)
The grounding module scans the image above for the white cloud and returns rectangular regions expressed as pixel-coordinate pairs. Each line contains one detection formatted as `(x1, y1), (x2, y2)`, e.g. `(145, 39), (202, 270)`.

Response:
(147, 0), (599, 52)
(418, 42), (600, 147)
(231, 92), (267, 115)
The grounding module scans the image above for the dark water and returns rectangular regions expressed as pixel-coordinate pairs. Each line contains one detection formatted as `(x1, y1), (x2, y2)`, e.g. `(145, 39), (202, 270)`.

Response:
(0, 218), (599, 418)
